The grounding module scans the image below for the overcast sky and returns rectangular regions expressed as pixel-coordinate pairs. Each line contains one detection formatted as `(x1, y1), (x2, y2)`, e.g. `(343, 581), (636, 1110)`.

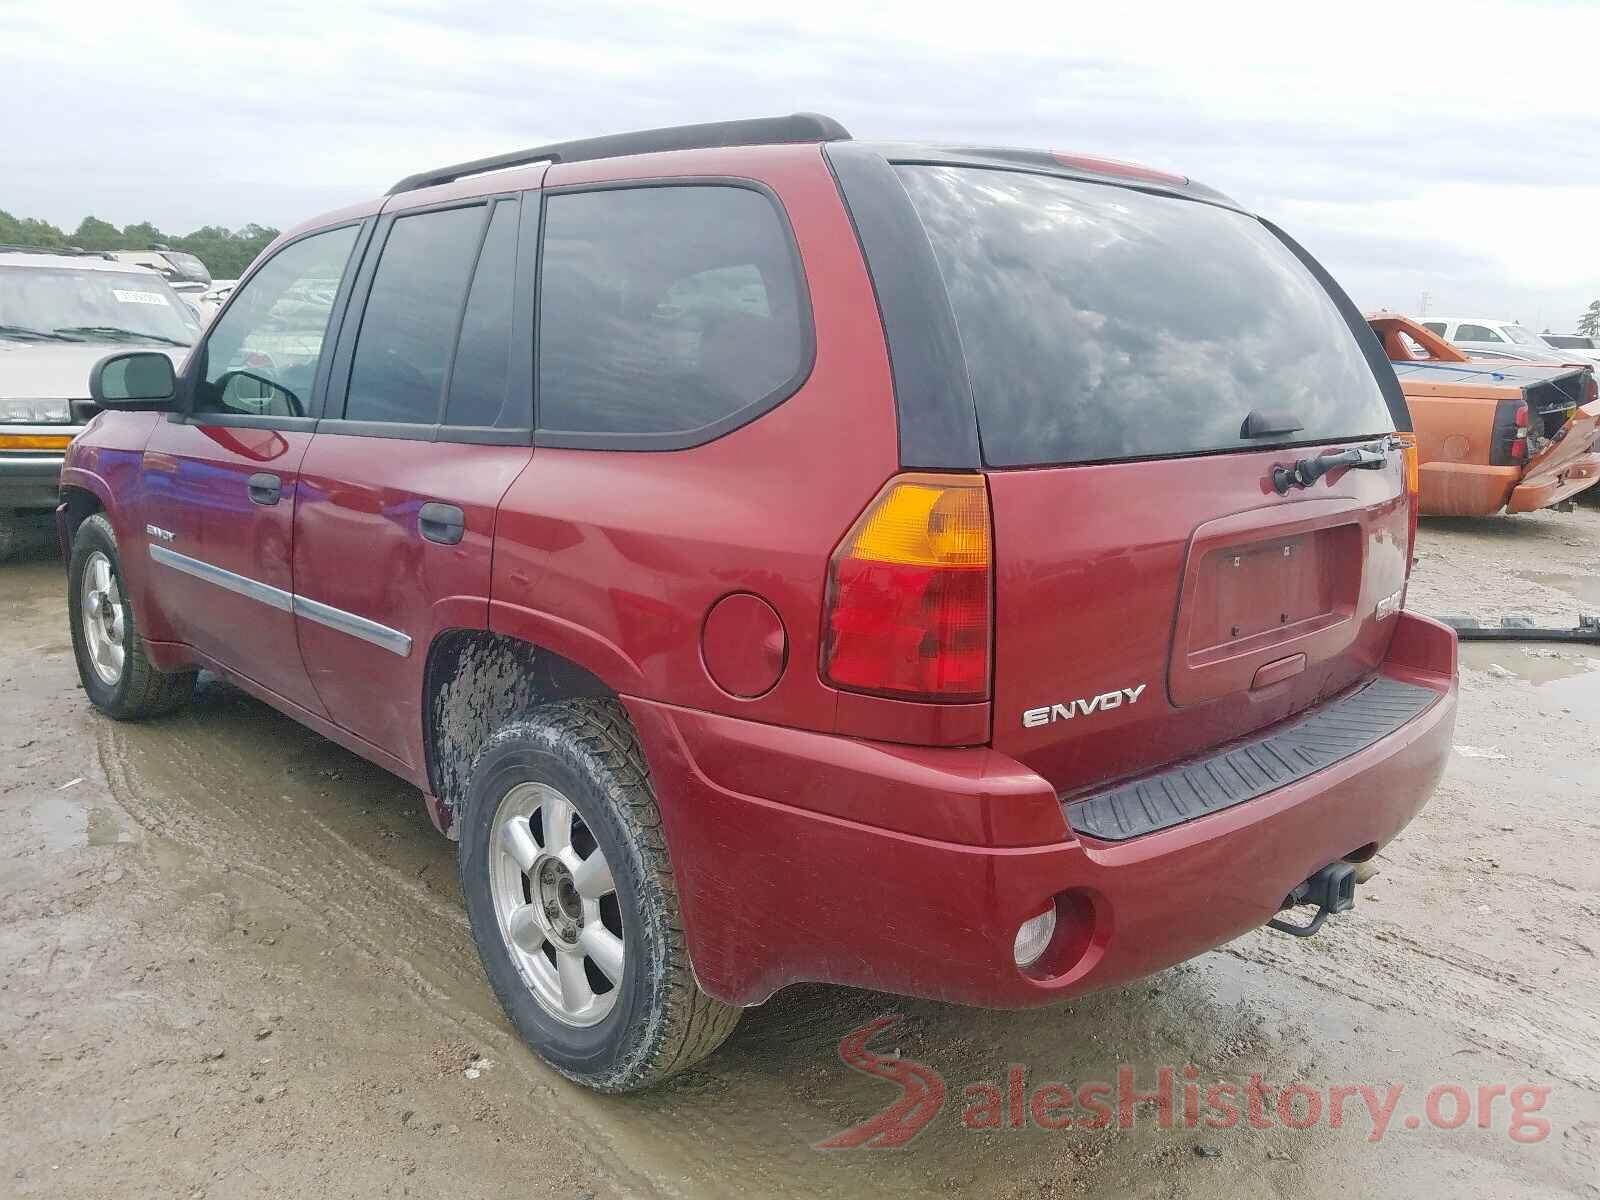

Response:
(4, 0), (1598, 328)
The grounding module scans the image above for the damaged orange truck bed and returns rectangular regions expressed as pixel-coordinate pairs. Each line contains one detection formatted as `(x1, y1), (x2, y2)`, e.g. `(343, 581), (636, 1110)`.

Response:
(1369, 315), (1600, 516)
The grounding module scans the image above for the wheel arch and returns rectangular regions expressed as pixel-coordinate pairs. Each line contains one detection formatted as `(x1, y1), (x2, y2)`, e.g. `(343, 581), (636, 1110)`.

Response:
(422, 629), (615, 838)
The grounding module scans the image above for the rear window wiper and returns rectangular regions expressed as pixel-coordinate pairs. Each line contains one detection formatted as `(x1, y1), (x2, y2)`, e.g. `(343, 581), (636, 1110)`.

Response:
(53, 326), (189, 347)
(0, 323), (77, 342)
(1272, 438), (1397, 494)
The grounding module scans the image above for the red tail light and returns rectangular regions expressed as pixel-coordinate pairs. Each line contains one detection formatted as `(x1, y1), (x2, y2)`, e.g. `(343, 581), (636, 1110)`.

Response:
(822, 474), (992, 701)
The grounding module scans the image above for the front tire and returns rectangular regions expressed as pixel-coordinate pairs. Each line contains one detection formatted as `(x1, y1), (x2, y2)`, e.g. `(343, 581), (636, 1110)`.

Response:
(68, 513), (195, 719)
(459, 700), (740, 1091)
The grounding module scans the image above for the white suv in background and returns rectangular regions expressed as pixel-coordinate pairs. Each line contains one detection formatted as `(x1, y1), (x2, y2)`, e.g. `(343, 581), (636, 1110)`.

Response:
(1415, 317), (1582, 364)
(0, 247), (198, 558)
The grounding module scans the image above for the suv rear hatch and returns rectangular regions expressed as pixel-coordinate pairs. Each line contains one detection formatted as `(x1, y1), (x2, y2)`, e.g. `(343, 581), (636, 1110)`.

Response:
(893, 164), (1412, 800)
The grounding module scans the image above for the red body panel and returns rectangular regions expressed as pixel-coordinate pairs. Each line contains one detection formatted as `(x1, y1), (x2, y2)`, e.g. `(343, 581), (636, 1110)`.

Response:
(987, 449), (1409, 795)
(491, 146), (987, 748)
(291, 436), (533, 770)
(142, 417), (326, 713)
(628, 611), (1456, 1007)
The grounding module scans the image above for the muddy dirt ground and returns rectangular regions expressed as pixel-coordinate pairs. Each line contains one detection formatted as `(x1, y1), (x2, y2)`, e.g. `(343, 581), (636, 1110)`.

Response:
(3, 510), (1598, 1199)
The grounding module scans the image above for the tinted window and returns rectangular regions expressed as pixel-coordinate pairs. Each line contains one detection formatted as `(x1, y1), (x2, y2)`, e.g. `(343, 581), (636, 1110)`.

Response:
(345, 205), (486, 425)
(1456, 324), (1499, 342)
(445, 200), (522, 428)
(196, 225), (357, 417)
(1421, 322), (1447, 335)
(537, 186), (806, 439)
(896, 166), (1394, 467)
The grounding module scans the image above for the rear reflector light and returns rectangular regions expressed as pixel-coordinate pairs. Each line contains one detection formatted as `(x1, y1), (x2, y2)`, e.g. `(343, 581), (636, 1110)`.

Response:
(822, 473), (992, 702)
(1013, 906), (1057, 968)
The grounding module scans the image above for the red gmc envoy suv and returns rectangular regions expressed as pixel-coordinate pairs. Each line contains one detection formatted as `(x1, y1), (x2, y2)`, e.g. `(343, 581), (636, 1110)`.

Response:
(60, 114), (1458, 1091)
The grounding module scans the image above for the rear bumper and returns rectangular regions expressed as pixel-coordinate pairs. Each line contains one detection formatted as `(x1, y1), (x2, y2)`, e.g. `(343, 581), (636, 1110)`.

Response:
(1507, 450), (1600, 513)
(628, 611), (1457, 1009)
(0, 452), (66, 512)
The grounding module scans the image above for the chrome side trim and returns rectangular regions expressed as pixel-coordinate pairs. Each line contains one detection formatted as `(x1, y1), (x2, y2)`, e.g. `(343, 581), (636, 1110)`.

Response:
(292, 594), (413, 658)
(148, 543), (412, 657)
(148, 544), (293, 612)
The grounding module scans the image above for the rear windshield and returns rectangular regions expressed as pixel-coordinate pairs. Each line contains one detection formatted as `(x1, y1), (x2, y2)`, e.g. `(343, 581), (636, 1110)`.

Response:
(896, 166), (1393, 467)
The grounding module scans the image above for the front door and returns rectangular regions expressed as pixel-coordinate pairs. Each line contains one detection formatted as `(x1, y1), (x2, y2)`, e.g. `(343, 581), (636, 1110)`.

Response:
(141, 221), (367, 713)
(292, 194), (535, 768)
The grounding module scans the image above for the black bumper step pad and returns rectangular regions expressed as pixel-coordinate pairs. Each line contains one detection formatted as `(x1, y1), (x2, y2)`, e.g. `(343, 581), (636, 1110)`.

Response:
(1062, 677), (1441, 842)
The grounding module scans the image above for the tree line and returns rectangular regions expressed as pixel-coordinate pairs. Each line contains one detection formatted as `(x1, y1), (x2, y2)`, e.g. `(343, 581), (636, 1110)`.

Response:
(0, 209), (279, 280)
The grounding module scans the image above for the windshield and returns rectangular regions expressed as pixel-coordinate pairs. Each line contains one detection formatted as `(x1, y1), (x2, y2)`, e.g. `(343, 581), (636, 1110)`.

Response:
(0, 266), (200, 346)
(897, 166), (1393, 466)
(159, 250), (212, 285)
(1503, 325), (1540, 346)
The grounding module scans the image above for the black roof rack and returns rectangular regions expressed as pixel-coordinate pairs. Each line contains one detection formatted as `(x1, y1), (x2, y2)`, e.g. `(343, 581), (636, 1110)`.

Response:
(386, 112), (852, 196)
(0, 244), (116, 259)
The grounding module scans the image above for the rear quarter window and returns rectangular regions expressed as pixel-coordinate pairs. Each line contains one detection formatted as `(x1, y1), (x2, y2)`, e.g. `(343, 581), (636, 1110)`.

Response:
(535, 184), (810, 446)
(896, 166), (1394, 467)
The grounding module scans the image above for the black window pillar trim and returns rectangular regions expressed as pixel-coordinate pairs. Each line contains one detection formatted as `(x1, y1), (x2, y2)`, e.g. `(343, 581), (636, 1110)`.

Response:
(316, 191), (536, 443)
(1260, 218), (1412, 434)
(822, 143), (981, 470)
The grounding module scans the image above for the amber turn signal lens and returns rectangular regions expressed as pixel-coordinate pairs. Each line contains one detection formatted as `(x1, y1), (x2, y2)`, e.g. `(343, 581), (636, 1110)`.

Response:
(0, 433), (75, 451)
(1395, 432), (1419, 500)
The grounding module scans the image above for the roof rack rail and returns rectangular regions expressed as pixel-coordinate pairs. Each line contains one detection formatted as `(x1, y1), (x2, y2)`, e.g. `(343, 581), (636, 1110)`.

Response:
(386, 112), (852, 196)
(0, 244), (116, 260)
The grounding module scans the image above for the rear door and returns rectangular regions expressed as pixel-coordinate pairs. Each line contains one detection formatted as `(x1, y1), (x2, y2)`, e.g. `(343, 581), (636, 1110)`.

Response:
(291, 194), (536, 770)
(891, 164), (1409, 795)
(142, 222), (365, 712)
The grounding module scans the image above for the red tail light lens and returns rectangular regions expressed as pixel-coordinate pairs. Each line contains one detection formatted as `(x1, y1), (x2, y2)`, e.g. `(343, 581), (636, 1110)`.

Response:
(822, 474), (992, 701)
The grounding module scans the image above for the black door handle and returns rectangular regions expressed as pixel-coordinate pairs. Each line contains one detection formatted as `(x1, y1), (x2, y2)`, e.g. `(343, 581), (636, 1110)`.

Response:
(247, 473), (282, 505)
(419, 502), (465, 545)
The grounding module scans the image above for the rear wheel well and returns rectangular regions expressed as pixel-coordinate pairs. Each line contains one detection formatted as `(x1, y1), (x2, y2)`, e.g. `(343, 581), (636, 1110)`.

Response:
(422, 630), (613, 838)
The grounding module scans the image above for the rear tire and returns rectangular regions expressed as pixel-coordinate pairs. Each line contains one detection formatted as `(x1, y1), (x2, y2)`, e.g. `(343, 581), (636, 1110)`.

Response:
(458, 699), (740, 1091)
(68, 513), (196, 719)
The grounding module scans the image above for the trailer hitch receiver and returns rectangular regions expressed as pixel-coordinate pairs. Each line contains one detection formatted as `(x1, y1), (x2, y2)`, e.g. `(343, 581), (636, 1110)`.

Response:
(1268, 862), (1356, 938)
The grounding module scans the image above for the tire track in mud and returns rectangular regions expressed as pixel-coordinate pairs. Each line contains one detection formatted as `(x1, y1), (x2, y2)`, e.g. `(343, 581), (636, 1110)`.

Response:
(1225, 915), (1600, 1095)
(89, 683), (706, 1200)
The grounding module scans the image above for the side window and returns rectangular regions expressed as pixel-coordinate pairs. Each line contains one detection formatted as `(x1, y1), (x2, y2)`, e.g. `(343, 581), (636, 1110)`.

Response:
(537, 185), (808, 441)
(344, 205), (486, 426)
(1421, 321), (1446, 336)
(444, 200), (524, 429)
(1456, 323), (1498, 342)
(195, 225), (358, 418)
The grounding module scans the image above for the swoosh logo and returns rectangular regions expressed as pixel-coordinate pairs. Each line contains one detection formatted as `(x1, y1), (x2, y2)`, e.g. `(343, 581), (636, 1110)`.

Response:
(814, 1014), (946, 1149)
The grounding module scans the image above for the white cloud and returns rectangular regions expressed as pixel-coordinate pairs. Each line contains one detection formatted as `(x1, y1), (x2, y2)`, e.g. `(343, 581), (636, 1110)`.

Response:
(4, 0), (1598, 326)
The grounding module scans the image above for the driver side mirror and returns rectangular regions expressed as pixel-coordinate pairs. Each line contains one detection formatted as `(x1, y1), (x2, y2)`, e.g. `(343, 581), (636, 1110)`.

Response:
(89, 351), (177, 411)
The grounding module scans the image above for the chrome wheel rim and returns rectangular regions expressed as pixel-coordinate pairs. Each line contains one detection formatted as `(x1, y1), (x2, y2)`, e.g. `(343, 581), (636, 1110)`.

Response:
(80, 550), (126, 687)
(489, 781), (624, 1027)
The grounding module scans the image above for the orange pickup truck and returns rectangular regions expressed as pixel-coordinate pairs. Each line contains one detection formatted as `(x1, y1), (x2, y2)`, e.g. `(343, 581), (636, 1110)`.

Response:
(1369, 315), (1600, 516)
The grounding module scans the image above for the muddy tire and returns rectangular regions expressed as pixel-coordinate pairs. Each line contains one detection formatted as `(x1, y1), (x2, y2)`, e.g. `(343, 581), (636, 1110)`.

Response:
(459, 700), (740, 1091)
(68, 513), (196, 719)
